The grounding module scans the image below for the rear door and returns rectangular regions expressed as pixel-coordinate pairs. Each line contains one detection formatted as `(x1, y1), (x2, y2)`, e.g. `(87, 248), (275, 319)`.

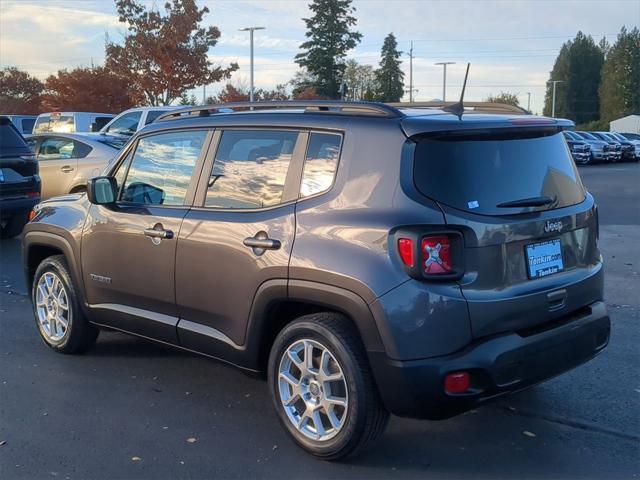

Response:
(81, 129), (212, 343)
(36, 136), (79, 198)
(175, 129), (304, 353)
(412, 127), (601, 337)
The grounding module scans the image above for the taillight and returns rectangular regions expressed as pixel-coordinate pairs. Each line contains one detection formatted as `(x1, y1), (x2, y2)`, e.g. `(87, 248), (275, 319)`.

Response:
(421, 236), (452, 274)
(393, 229), (464, 281)
(397, 238), (414, 267)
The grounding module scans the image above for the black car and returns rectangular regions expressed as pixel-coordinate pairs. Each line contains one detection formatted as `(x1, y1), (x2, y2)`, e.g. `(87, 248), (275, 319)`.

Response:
(563, 131), (592, 165)
(0, 116), (41, 238)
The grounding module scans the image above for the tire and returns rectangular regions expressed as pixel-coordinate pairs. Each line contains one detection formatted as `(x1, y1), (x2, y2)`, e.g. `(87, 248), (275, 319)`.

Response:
(32, 255), (99, 354)
(268, 313), (389, 460)
(0, 214), (27, 239)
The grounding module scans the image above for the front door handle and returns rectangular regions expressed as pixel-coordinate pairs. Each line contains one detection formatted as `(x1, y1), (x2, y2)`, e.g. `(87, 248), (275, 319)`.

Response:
(243, 231), (281, 255)
(61, 165), (74, 173)
(144, 224), (174, 243)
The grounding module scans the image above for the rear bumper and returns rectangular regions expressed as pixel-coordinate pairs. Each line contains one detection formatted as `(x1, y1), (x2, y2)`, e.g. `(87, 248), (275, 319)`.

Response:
(369, 300), (609, 420)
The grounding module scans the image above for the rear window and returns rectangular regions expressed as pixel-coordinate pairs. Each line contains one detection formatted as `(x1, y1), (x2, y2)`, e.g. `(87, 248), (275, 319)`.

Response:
(34, 115), (75, 133)
(414, 130), (585, 216)
(0, 118), (30, 157)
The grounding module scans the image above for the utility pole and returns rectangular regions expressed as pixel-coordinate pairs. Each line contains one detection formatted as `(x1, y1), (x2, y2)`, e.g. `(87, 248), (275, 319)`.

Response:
(203, 85), (206, 105)
(239, 26), (265, 102)
(408, 41), (413, 102)
(435, 62), (455, 102)
(547, 80), (564, 117)
(526, 92), (531, 112)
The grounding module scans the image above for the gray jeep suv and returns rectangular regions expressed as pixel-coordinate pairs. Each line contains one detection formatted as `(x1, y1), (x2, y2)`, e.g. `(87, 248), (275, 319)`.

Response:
(23, 101), (609, 460)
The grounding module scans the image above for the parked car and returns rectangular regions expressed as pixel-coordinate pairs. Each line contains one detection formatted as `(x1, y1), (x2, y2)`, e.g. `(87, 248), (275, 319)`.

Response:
(99, 106), (184, 138)
(607, 132), (639, 162)
(567, 131), (610, 163)
(618, 132), (640, 142)
(575, 131), (621, 162)
(23, 101), (609, 460)
(25, 132), (126, 199)
(591, 132), (635, 162)
(33, 112), (115, 134)
(562, 131), (592, 165)
(0, 116), (40, 238)
(3, 115), (37, 134)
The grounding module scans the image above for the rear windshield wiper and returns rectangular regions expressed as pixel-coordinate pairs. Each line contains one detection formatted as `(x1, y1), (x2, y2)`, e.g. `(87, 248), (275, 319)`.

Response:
(497, 196), (557, 208)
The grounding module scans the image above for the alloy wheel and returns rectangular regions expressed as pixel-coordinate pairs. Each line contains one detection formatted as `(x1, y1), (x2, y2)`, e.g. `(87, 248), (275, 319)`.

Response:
(35, 272), (71, 342)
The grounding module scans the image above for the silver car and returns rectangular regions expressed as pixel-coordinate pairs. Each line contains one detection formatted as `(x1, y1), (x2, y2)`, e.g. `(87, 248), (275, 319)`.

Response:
(25, 132), (126, 199)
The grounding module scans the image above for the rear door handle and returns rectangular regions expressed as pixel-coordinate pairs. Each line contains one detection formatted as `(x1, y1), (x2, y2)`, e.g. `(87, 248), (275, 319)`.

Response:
(243, 231), (281, 255)
(61, 165), (74, 173)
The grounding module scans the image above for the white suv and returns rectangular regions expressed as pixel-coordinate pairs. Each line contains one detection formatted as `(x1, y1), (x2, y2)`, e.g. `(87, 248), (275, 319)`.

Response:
(99, 106), (185, 137)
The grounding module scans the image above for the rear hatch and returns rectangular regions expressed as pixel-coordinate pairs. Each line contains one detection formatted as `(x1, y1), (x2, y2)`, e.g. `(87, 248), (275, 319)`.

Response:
(411, 124), (602, 338)
(0, 117), (39, 198)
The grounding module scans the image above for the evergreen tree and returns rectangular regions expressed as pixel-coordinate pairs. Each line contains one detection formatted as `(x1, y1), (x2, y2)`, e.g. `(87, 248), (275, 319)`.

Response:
(599, 27), (640, 122)
(543, 32), (603, 123)
(374, 33), (404, 102)
(295, 0), (362, 98)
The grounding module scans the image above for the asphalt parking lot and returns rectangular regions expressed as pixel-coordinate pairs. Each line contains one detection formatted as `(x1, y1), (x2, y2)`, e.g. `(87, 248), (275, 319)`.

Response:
(1, 163), (639, 479)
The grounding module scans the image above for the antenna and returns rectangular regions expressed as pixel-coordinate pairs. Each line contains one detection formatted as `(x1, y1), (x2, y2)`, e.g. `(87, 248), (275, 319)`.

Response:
(443, 63), (470, 119)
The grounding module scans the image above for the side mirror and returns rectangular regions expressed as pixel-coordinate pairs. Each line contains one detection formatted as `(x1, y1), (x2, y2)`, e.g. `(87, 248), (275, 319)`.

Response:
(87, 176), (117, 205)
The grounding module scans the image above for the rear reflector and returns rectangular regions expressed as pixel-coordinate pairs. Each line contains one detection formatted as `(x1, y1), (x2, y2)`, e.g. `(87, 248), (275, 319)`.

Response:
(445, 372), (470, 394)
(421, 236), (452, 274)
(397, 238), (414, 267)
(26, 191), (39, 198)
(28, 209), (37, 222)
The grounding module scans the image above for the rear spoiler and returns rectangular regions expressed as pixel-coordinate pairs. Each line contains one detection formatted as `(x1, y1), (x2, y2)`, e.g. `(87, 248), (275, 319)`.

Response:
(401, 116), (575, 139)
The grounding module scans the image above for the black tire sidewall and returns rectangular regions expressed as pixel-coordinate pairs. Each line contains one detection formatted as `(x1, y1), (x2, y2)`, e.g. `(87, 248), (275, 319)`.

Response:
(268, 318), (369, 459)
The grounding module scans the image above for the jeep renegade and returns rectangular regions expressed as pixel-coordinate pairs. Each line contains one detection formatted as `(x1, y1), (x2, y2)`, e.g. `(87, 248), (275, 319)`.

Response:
(23, 101), (610, 460)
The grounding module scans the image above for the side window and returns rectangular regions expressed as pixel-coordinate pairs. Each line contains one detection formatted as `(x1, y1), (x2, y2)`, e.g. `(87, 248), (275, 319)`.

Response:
(120, 130), (207, 206)
(105, 111), (142, 135)
(26, 138), (39, 154)
(144, 110), (169, 125)
(300, 132), (342, 197)
(205, 130), (298, 209)
(93, 116), (113, 131)
(74, 141), (93, 158)
(22, 118), (35, 133)
(37, 137), (75, 160)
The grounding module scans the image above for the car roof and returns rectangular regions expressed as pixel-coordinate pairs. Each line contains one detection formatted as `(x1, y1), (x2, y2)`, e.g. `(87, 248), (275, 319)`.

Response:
(36, 112), (114, 117)
(27, 131), (123, 143)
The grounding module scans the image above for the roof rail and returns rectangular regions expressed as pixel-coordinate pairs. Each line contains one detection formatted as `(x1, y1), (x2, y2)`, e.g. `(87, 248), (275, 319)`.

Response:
(156, 101), (404, 121)
(387, 101), (529, 115)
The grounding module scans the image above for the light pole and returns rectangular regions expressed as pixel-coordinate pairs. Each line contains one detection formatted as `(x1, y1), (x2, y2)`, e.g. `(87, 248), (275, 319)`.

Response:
(239, 26), (265, 102)
(547, 80), (564, 117)
(435, 62), (455, 102)
(526, 92), (531, 112)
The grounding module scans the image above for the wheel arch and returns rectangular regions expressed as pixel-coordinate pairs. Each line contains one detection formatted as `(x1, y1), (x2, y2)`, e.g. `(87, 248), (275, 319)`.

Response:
(245, 279), (386, 373)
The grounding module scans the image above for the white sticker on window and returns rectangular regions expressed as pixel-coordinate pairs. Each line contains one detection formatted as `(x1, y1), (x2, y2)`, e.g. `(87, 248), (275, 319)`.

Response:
(468, 200), (480, 209)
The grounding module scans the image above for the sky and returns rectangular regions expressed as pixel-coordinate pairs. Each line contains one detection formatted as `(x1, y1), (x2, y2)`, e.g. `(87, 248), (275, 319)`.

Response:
(0, 0), (637, 114)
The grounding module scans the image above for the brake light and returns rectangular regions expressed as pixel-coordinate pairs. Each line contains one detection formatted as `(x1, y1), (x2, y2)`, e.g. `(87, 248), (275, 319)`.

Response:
(28, 209), (37, 222)
(421, 236), (452, 274)
(397, 238), (414, 267)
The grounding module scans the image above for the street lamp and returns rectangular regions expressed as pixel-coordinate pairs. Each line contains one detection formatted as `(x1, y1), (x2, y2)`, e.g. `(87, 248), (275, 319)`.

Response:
(435, 62), (455, 102)
(239, 27), (265, 102)
(547, 80), (564, 118)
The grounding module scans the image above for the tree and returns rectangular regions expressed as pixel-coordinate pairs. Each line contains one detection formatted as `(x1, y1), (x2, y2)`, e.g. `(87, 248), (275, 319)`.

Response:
(40, 66), (144, 113)
(178, 93), (198, 105)
(485, 91), (520, 107)
(343, 60), (375, 101)
(0, 67), (44, 114)
(374, 33), (404, 102)
(208, 82), (290, 104)
(599, 27), (640, 122)
(543, 32), (604, 123)
(295, 0), (362, 98)
(105, 0), (238, 106)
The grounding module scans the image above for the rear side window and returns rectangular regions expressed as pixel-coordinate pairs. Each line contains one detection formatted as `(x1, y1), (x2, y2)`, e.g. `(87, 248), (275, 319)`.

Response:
(121, 130), (206, 206)
(21, 118), (35, 133)
(414, 131), (585, 216)
(93, 116), (113, 131)
(0, 119), (30, 156)
(144, 110), (169, 125)
(205, 130), (298, 209)
(37, 137), (76, 160)
(300, 132), (341, 197)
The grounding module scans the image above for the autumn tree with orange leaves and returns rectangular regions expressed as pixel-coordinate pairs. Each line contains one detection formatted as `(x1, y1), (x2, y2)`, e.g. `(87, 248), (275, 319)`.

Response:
(105, 0), (238, 106)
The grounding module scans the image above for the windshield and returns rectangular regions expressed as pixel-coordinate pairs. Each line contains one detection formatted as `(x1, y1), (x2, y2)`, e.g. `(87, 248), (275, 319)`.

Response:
(33, 115), (75, 133)
(103, 111), (142, 136)
(414, 130), (585, 216)
(578, 132), (597, 141)
(97, 137), (128, 150)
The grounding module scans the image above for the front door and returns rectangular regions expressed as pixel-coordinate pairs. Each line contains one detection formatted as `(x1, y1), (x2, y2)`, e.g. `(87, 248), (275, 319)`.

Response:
(81, 129), (212, 343)
(175, 129), (305, 354)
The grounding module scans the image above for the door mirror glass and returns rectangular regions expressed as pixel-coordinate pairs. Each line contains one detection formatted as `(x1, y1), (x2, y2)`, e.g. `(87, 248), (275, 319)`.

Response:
(87, 176), (117, 205)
